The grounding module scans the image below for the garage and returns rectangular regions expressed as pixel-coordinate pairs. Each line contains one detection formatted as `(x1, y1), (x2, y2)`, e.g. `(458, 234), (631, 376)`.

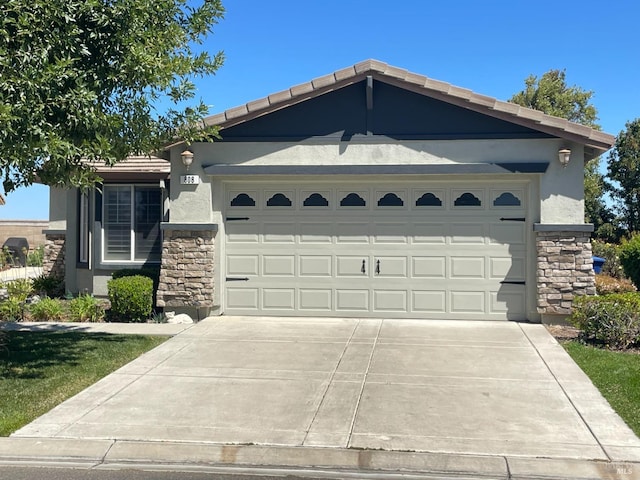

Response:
(223, 180), (530, 320)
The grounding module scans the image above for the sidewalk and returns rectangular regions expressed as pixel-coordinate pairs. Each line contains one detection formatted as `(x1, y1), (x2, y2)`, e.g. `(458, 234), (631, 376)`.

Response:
(1, 321), (193, 336)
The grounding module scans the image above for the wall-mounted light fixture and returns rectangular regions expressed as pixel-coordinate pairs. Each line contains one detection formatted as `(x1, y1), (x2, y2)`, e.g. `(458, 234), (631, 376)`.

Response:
(558, 148), (571, 168)
(180, 150), (194, 170)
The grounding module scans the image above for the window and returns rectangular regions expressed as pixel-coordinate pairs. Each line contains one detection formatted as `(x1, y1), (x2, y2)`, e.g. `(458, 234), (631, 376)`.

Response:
(78, 192), (89, 265)
(103, 185), (162, 262)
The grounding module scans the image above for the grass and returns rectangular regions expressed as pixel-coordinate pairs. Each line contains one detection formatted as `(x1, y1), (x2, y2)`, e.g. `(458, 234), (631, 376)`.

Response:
(564, 341), (640, 436)
(0, 331), (166, 436)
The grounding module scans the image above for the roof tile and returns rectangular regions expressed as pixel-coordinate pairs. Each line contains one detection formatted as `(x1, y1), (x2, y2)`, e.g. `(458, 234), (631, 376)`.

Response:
(268, 89), (293, 105)
(334, 66), (356, 82)
(225, 105), (249, 120)
(290, 81), (315, 97)
(246, 97), (271, 112)
(311, 73), (337, 89)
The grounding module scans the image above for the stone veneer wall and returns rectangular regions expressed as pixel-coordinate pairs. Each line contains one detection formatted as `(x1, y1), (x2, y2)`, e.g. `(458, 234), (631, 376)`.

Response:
(156, 229), (215, 308)
(43, 233), (66, 278)
(536, 230), (596, 315)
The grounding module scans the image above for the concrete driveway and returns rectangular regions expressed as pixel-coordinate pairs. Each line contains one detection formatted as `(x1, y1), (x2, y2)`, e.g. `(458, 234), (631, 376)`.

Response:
(6, 317), (640, 477)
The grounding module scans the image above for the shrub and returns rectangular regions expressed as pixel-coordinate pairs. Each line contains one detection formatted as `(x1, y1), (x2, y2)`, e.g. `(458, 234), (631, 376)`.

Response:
(107, 275), (153, 322)
(571, 293), (640, 349)
(592, 240), (625, 279)
(29, 297), (66, 321)
(5, 279), (33, 303)
(620, 234), (640, 289)
(32, 274), (65, 298)
(595, 274), (637, 295)
(27, 245), (44, 267)
(0, 298), (25, 321)
(69, 294), (105, 322)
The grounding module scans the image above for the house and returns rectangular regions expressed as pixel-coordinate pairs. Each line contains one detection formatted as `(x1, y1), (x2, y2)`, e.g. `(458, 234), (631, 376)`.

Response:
(43, 60), (615, 323)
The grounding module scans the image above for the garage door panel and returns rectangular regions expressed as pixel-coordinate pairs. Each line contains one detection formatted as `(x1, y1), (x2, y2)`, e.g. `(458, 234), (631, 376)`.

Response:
(374, 256), (407, 277)
(373, 223), (408, 244)
(413, 223), (446, 244)
(491, 287), (526, 316)
(299, 255), (332, 276)
(263, 256), (295, 276)
(451, 223), (485, 244)
(263, 288), (296, 310)
(489, 223), (526, 245)
(226, 222), (260, 243)
(336, 290), (369, 311)
(412, 257), (446, 278)
(450, 291), (485, 313)
(373, 290), (407, 312)
(227, 255), (259, 276)
(336, 223), (369, 243)
(263, 223), (296, 243)
(412, 291), (446, 313)
(300, 223), (333, 243)
(337, 256), (368, 277)
(299, 289), (332, 311)
(490, 257), (525, 280)
(450, 257), (485, 279)
(227, 288), (259, 309)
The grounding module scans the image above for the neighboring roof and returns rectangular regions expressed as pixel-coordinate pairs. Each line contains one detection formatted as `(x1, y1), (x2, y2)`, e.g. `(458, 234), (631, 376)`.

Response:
(199, 59), (614, 158)
(90, 155), (170, 181)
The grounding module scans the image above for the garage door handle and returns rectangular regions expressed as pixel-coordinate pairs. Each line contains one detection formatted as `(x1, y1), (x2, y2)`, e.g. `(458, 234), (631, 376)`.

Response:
(226, 277), (249, 281)
(361, 259), (366, 274)
(375, 259), (380, 275)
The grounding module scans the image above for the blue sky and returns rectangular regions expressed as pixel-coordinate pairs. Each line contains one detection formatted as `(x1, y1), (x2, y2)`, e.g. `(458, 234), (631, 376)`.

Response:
(3, 0), (639, 219)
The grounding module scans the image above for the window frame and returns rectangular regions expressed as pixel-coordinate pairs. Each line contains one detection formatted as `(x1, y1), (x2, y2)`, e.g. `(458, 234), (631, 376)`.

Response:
(77, 191), (90, 268)
(101, 184), (163, 265)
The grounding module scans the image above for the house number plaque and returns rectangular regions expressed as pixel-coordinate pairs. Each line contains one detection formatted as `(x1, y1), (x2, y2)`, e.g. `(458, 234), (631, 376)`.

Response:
(180, 175), (201, 185)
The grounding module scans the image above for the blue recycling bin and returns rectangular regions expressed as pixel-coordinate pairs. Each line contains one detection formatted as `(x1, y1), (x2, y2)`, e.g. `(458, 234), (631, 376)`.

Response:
(592, 256), (605, 274)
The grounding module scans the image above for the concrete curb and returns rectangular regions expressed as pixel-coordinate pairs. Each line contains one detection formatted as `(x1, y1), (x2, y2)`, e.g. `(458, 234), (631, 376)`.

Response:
(0, 321), (193, 336)
(0, 438), (638, 479)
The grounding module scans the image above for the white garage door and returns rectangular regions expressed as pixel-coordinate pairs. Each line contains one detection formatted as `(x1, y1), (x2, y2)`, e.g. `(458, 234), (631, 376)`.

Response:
(223, 182), (529, 320)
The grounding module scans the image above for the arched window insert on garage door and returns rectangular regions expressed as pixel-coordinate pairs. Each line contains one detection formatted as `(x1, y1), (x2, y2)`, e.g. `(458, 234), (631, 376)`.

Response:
(303, 193), (329, 207)
(454, 192), (482, 207)
(266, 193), (292, 207)
(340, 193), (366, 207)
(415, 192), (443, 207)
(493, 192), (521, 207)
(377, 193), (404, 207)
(230, 193), (256, 207)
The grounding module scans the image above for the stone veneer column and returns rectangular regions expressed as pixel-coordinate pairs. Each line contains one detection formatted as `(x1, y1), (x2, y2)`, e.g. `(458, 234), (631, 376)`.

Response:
(156, 225), (216, 308)
(535, 227), (596, 316)
(42, 231), (66, 278)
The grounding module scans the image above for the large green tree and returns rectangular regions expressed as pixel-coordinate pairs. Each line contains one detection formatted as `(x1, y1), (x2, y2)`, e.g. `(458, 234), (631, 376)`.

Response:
(607, 119), (640, 234)
(509, 69), (615, 240)
(0, 0), (224, 192)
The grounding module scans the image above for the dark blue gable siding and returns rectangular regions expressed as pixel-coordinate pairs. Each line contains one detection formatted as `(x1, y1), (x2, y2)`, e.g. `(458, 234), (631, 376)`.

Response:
(219, 79), (553, 141)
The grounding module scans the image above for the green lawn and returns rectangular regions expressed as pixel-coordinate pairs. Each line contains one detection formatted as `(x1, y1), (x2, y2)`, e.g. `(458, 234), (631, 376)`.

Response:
(564, 341), (640, 436)
(0, 331), (166, 436)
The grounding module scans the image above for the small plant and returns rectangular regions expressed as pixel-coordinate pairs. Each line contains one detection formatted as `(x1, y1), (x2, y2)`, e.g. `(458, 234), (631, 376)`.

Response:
(69, 294), (105, 322)
(571, 293), (640, 349)
(29, 297), (66, 321)
(27, 245), (44, 267)
(32, 274), (65, 298)
(108, 275), (153, 322)
(620, 234), (640, 289)
(595, 274), (637, 295)
(5, 278), (33, 303)
(149, 310), (167, 323)
(0, 297), (25, 321)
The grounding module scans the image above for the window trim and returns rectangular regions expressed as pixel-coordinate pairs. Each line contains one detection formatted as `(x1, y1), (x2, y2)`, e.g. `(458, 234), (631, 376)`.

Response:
(77, 191), (90, 268)
(101, 183), (163, 265)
